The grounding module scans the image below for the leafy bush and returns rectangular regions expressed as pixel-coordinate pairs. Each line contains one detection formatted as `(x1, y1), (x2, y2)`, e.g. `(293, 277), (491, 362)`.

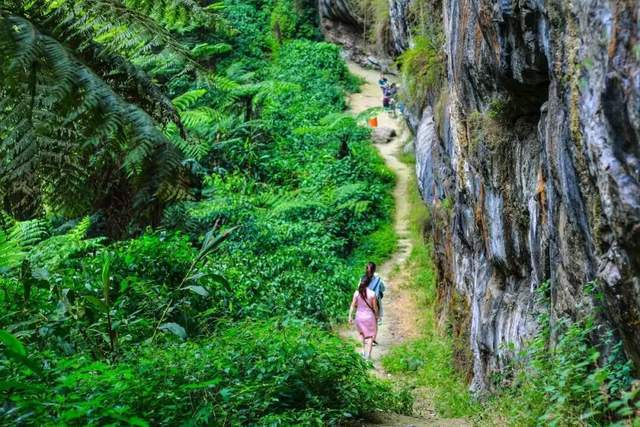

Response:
(2, 320), (411, 425)
(397, 34), (445, 111)
(0, 1), (406, 424)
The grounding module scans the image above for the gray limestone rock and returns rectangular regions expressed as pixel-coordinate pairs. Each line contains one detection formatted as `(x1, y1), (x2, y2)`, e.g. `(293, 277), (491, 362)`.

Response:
(372, 126), (397, 144)
(413, 0), (640, 392)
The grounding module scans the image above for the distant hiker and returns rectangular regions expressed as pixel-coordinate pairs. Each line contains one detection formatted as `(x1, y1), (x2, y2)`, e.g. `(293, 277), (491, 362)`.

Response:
(379, 74), (390, 108)
(364, 262), (385, 322)
(388, 82), (398, 97)
(378, 74), (389, 92)
(382, 85), (392, 109)
(397, 101), (406, 117)
(384, 83), (399, 116)
(349, 277), (379, 359)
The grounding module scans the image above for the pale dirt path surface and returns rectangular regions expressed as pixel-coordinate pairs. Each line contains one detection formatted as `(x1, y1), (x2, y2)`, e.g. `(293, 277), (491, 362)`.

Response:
(343, 62), (470, 427)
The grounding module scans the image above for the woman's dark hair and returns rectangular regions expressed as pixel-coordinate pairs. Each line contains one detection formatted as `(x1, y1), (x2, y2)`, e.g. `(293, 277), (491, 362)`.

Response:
(366, 262), (376, 278)
(358, 277), (369, 300)
(359, 262), (377, 300)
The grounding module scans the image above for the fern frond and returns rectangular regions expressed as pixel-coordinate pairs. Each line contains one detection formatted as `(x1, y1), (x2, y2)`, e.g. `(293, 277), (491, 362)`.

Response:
(191, 43), (232, 59)
(0, 15), (187, 220)
(172, 89), (208, 112)
(28, 217), (104, 271)
(0, 216), (47, 273)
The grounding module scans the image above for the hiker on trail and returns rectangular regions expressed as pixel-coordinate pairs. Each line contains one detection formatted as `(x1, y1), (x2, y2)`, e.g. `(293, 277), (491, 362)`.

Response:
(380, 74), (391, 109)
(387, 83), (399, 116)
(364, 262), (385, 323)
(348, 277), (379, 359)
(378, 74), (389, 91)
(389, 82), (398, 96)
(382, 85), (392, 109)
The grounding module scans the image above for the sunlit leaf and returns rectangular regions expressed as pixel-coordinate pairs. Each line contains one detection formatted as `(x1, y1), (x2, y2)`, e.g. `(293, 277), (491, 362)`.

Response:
(159, 322), (187, 339)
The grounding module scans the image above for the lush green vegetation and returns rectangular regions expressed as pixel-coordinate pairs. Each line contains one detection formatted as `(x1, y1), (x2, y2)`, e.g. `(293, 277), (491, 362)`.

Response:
(0, 1), (409, 424)
(396, 1), (445, 112)
(475, 282), (640, 426)
(396, 34), (445, 112)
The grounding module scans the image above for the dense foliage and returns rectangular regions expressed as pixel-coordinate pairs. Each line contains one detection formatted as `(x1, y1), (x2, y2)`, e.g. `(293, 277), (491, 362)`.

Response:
(0, 0), (406, 424)
(476, 282), (640, 426)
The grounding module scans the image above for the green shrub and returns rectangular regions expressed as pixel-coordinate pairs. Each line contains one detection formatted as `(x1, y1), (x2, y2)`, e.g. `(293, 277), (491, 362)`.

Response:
(2, 320), (411, 425)
(0, 1), (405, 423)
(397, 34), (445, 111)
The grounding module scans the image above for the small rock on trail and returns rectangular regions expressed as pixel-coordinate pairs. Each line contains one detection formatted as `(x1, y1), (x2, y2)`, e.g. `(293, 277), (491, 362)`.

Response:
(372, 127), (397, 144)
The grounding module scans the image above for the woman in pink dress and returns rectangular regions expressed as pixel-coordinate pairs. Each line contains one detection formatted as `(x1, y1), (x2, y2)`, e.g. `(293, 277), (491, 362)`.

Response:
(348, 277), (379, 359)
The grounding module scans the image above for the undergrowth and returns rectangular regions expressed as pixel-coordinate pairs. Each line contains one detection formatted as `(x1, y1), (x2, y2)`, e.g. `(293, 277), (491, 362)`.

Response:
(397, 34), (445, 112)
(0, 1), (407, 424)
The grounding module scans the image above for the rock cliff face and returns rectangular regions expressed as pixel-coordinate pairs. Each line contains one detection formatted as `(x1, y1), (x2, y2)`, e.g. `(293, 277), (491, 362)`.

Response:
(321, 0), (640, 393)
(318, 0), (399, 69)
(418, 0), (640, 392)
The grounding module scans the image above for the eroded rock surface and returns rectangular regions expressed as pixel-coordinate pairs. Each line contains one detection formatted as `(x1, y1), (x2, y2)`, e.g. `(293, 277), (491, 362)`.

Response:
(415, 0), (640, 392)
(319, 0), (409, 70)
(321, 0), (640, 393)
(372, 126), (397, 144)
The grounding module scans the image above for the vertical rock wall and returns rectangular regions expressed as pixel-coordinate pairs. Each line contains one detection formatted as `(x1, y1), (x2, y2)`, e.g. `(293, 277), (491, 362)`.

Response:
(318, 0), (407, 69)
(415, 0), (640, 392)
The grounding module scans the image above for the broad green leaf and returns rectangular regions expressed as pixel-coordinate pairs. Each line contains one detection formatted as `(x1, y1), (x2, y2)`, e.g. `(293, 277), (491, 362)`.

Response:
(186, 285), (209, 297)
(159, 322), (187, 339)
(31, 267), (49, 281)
(84, 296), (108, 312)
(0, 330), (26, 356)
(102, 257), (111, 306)
(0, 330), (42, 375)
(197, 226), (238, 262)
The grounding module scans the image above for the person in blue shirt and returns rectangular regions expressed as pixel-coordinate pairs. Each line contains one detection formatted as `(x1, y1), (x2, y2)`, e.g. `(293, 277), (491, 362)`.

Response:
(362, 262), (385, 344)
(378, 74), (389, 92)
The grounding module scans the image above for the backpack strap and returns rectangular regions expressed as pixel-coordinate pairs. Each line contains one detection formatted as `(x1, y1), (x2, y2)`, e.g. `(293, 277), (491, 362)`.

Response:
(359, 291), (376, 315)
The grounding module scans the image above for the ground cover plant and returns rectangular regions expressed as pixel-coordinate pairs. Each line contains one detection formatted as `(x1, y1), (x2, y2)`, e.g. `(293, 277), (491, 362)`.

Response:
(0, 0), (408, 424)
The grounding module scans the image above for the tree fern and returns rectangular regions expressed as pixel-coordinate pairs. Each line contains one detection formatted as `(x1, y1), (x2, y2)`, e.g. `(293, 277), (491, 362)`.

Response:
(28, 217), (104, 272)
(0, 2), (221, 225)
(0, 216), (46, 273)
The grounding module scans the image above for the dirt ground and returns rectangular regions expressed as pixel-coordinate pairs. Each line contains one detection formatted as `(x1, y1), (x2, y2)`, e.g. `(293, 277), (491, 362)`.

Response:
(343, 62), (469, 427)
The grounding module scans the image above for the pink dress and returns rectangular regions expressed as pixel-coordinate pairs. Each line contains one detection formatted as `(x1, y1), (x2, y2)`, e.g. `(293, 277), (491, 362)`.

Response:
(355, 289), (377, 339)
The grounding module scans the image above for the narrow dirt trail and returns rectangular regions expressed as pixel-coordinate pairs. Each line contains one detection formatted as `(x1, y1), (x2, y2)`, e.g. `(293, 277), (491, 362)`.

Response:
(344, 62), (469, 427)
(345, 63), (417, 371)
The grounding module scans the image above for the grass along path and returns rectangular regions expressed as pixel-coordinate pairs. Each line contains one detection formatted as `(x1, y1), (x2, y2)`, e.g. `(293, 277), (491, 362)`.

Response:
(344, 62), (471, 426)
